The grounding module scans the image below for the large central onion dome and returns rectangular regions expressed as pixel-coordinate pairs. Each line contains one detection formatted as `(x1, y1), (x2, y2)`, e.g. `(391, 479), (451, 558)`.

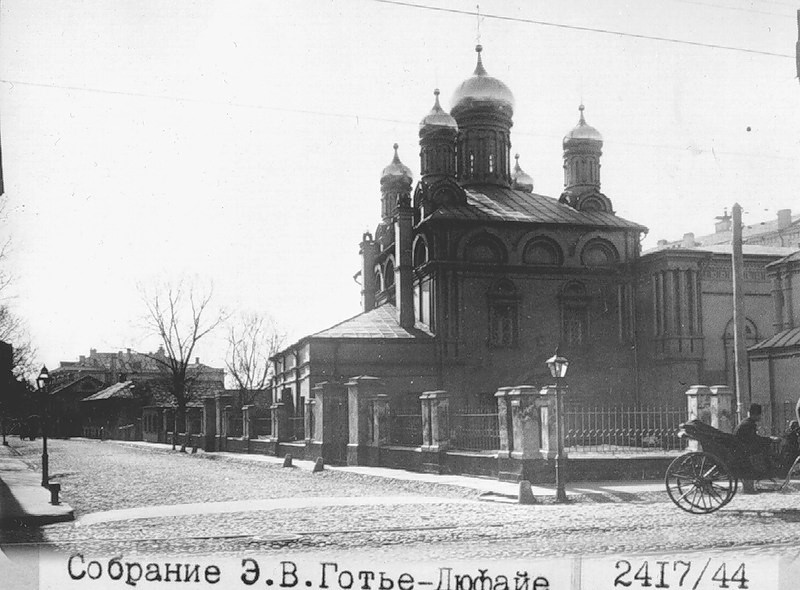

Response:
(451, 45), (514, 115)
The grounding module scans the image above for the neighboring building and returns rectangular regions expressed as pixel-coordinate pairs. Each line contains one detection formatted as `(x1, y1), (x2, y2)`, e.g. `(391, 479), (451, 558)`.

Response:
(50, 347), (225, 436)
(636, 242), (794, 405)
(749, 250), (800, 432)
(656, 208), (800, 251)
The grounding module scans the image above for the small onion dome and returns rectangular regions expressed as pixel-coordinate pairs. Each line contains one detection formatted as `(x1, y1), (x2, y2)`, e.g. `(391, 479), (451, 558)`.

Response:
(564, 104), (603, 145)
(451, 45), (514, 114)
(380, 143), (413, 186)
(419, 89), (458, 131)
(511, 154), (534, 192)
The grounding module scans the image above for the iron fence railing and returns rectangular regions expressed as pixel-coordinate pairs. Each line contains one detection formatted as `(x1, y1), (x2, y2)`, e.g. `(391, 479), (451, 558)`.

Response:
(227, 419), (244, 438)
(289, 416), (305, 441)
(389, 408), (423, 446)
(564, 404), (685, 453)
(254, 417), (272, 438)
(450, 402), (500, 451)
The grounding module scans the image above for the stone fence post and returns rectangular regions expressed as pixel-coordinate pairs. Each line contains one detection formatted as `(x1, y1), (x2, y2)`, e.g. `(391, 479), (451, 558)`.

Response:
(270, 402), (290, 443)
(685, 385), (734, 450)
(709, 386), (734, 433)
(420, 390), (450, 474)
(310, 381), (348, 464)
(242, 405), (254, 440)
(537, 385), (561, 460)
(202, 397), (216, 451)
(346, 376), (384, 466)
(304, 398), (314, 442)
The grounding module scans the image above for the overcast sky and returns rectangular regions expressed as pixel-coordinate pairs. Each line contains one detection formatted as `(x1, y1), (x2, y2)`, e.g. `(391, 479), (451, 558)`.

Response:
(2, 0), (799, 370)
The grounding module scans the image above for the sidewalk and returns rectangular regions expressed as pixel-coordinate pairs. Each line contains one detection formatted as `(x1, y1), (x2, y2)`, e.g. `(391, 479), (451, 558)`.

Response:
(106, 439), (669, 503)
(0, 444), (74, 528)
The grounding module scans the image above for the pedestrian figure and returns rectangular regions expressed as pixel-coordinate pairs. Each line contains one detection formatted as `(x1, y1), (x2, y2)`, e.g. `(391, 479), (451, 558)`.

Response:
(734, 403), (775, 492)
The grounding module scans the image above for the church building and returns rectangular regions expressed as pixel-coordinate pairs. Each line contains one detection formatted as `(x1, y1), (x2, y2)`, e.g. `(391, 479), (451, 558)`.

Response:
(271, 45), (649, 417)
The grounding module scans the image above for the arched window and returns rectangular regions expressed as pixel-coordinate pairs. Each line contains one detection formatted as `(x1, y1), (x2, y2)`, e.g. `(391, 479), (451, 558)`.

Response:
(522, 237), (563, 266)
(469, 153), (475, 176)
(413, 238), (429, 267)
(488, 278), (519, 348)
(581, 238), (619, 267)
(465, 234), (506, 264)
(488, 153), (495, 174)
(374, 268), (383, 294)
(384, 259), (395, 289)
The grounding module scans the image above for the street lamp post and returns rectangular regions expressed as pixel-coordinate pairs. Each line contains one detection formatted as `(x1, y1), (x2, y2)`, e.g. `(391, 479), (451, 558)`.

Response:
(36, 365), (50, 487)
(546, 348), (569, 503)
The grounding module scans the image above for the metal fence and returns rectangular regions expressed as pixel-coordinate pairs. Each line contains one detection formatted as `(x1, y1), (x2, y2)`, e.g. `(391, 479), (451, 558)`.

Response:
(389, 406), (423, 446)
(450, 401), (500, 451)
(289, 416), (305, 441)
(564, 404), (685, 453)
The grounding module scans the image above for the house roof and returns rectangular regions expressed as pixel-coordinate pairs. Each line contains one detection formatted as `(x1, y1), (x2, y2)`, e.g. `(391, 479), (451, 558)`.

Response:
(767, 249), (800, 268)
(426, 185), (647, 231)
(749, 327), (800, 352)
(643, 243), (797, 258)
(49, 374), (104, 396)
(82, 381), (137, 401)
(311, 304), (433, 339)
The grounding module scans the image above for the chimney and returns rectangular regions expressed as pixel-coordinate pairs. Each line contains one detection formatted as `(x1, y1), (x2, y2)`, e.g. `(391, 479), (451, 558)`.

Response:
(79, 355), (86, 363)
(682, 233), (696, 248)
(657, 239), (668, 247)
(127, 348), (132, 355)
(394, 193), (415, 330)
(778, 209), (792, 230)
(715, 208), (732, 233)
(195, 357), (200, 365)
(90, 348), (97, 356)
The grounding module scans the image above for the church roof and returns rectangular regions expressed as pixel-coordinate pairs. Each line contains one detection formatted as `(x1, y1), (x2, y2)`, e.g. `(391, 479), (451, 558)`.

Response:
(749, 327), (800, 352)
(312, 304), (433, 339)
(426, 185), (646, 230)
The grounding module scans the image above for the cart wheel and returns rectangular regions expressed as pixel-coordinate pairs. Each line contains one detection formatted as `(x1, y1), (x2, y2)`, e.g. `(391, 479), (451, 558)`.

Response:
(665, 451), (737, 514)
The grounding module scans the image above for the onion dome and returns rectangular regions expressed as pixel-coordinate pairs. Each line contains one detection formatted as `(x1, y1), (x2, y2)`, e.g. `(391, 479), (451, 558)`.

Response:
(451, 45), (514, 114)
(564, 104), (603, 144)
(381, 143), (413, 186)
(420, 89), (458, 131)
(511, 154), (534, 193)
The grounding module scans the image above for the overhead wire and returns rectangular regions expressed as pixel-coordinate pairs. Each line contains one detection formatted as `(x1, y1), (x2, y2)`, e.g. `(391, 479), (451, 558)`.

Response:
(369, 0), (794, 59)
(1, 78), (794, 162)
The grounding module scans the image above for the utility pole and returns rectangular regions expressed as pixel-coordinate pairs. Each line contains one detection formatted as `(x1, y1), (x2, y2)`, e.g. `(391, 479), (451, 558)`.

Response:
(796, 10), (800, 83)
(731, 203), (749, 424)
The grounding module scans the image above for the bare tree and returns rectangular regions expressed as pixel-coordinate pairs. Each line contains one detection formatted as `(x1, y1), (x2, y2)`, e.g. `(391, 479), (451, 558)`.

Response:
(226, 312), (286, 408)
(140, 280), (226, 451)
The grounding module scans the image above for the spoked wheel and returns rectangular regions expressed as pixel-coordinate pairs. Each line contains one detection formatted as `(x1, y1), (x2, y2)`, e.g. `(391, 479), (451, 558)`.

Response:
(665, 451), (737, 514)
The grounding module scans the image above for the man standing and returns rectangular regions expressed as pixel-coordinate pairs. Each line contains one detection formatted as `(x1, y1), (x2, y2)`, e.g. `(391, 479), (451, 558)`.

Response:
(734, 403), (775, 493)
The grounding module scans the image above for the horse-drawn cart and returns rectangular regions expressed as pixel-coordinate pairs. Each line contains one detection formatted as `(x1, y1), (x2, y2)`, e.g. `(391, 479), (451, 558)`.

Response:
(665, 420), (800, 514)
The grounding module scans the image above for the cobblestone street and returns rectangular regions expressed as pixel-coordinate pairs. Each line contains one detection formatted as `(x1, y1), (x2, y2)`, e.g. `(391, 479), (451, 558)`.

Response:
(4, 439), (800, 560)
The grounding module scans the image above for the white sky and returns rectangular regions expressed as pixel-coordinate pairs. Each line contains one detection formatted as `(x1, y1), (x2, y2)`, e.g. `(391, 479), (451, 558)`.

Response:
(1, 0), (799, 370)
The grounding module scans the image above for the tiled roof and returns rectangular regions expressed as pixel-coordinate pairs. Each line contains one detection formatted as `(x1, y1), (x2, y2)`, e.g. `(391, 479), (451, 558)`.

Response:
(312, 304), (433, 339)
(427, 186), (647, 231)
(749, 327), (800, 351)
(82, 381), (137, 401)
